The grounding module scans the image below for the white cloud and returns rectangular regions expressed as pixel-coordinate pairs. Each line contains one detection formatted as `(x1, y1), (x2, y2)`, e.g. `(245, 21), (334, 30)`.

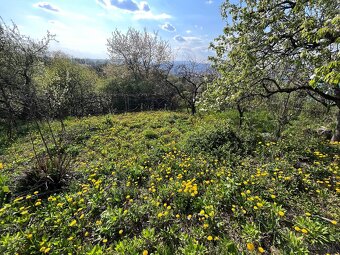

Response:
(174, 46), (212, 61)
(186, 30), (192, 34)
(161, 23), (176, 32)
(183, 36), (203, 43)
(172, 34), (210, 60)
(139, 1), (150, 12)
(174, 35), (202, 44)
(206, 0), (213, 4)
(98, 0), (150, 12)
(33, 2), (61, 12)
(33, 2), (91, 21)
(174, 35), (186, 42)
(97, 0), (171, 20)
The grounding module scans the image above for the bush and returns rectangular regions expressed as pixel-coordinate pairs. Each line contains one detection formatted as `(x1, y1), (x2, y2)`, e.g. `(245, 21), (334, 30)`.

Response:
(183, 121), (245, 158)
(15, 152), (72, 195)
(12, 119), (75, 196)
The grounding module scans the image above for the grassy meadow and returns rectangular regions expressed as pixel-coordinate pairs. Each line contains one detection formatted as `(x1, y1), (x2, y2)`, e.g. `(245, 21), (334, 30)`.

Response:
(0, 111), (339, 254)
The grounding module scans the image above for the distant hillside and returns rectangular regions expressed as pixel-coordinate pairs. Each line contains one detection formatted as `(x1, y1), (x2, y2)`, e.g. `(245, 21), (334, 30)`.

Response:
(72, 58), (211, 73)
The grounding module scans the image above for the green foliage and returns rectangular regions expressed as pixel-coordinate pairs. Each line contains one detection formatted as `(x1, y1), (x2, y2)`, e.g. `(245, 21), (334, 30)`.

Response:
(183, 121), (243, 158)
(35, 53), (100, 117)
(204, 0), (340, 137)
(0, 111), (339, 254)
(143, 129), (159, 140)
(0, 172), (10, 206)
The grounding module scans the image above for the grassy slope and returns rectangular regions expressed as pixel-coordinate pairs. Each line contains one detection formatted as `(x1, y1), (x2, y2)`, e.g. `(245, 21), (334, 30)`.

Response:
(0, 111), (339, 254)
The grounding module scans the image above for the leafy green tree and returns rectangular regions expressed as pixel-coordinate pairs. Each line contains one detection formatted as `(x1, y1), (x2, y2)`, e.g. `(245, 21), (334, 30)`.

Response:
(36, 53), (100, 117)
(206, 0), (340, 140)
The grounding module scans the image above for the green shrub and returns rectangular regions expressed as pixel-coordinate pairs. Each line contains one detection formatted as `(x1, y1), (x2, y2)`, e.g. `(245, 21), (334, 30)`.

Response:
(183, 121), (245, 158)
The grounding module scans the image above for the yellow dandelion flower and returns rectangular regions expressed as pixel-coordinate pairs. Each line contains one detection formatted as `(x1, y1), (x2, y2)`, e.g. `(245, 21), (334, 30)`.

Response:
(246, 242), (255, 251)
(301, 229), (308, 234)
(142, 250), (148, 255)
(258, 247), (265, 253)
(294, 226), (301, 232)
(119, 229), (124, 235)
(207, 236), (213, 241)
(44, 247), (51, 253)
(21, 210), (29, 215)
(331, 220), (337, 225)
(69, 220), (77, 227)
(278, 211), (285, 217)
(256, 202), (263, 208)
(35, 201), (41, 206)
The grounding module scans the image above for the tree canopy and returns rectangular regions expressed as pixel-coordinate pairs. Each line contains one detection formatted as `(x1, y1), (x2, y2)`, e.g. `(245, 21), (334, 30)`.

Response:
(205, 0), (340, 140)
(107, 28), (172, 81)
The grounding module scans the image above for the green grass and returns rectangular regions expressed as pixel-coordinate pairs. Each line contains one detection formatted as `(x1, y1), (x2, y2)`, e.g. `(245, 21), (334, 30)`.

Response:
(0, 111), (339, 254)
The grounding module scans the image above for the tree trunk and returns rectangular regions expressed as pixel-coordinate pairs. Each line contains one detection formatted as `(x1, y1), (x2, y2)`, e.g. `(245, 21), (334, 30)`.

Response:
(237, 103), (244, 127)
(331, 108), (340, 142)
(191, 104), (196, 115)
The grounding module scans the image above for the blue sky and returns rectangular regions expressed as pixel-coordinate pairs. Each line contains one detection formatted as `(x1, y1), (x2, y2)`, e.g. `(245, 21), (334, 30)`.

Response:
(0, 0), (226, 60)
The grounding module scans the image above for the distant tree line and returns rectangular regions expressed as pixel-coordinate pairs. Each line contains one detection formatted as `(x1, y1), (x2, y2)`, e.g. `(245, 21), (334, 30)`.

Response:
(0, 20), (214, 137)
